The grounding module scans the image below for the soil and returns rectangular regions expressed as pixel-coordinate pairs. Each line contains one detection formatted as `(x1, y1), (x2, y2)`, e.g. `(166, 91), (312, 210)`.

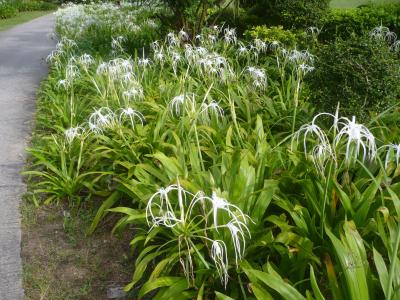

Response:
(21, 202), (133, 300)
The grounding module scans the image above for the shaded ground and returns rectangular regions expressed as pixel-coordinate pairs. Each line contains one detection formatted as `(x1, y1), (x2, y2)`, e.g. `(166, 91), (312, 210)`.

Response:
(22, 202), (132, 300)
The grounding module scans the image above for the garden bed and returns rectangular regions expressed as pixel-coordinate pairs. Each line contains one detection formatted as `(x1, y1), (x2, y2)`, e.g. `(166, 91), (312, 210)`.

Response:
(23, 1), (400, 299)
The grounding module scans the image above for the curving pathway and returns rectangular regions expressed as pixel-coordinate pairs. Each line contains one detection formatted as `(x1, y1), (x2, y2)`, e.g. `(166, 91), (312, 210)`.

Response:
(0, 14), (55, 299)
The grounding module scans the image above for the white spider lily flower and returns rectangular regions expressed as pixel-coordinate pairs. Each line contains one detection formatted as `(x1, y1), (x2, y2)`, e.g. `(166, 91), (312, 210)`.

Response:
(169, 94), (196, 116)
(224, 27), (237, 44)
(195, 34), (202, 41)
(184, 44), (195, 61)
(379, 144), (400, 168)
(128, 24), (140, 32)
(78, 53), (94, 70)
(65, 63), (79, 81)
(269, 40), (280, 51)
(226, 220), (250, 266)
(391, 40), (400, 52)
(56, 37), (76, 51)
(178, 29), (189, 41)
(96, 62), (108, 75)
(111, 35), (125, 51)
(211, 240), (229, 288)
(138, 57), (152, 68)
(209, 192), (247, 229)
(150, 40), (160, 51)
(88, 107), (115, 133)
(118, 107), (145, 128)
(170, 51), (182, 74)
(199, 101), (224, 123)
(123, 86), (144, 100)
(171, 51), (182, 63)
(306, 26), (321, 36)
(237, 44), (248, 55)
(370, 25), (397, 43)
(57, 79), (70, 89)
(47, 50), (64, 63)
(334, 116), (377, 163)
(146, 19), (157, 28)
(253, 38), (268, 53)
(298, 63), (315, 74)
(64, 126), (84, 143)
(208, 34), (218, 44)
(293, 119), (331, 155)
(285, 49), (314, 65)
(312, 142), (336, 174)
(246, 66), (268, 89)
(154, 49), (165, 63)
(122, 72), (135, 84)
(166, 32), (179, 46)
(146, 184), (192, 228)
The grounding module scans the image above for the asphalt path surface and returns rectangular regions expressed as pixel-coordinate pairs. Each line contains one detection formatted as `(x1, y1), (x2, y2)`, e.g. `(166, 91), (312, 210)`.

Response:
(0, 13), (55, 299)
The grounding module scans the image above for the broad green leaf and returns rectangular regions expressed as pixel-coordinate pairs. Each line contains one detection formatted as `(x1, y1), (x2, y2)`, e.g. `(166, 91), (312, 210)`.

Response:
(215, 291), (235, 300)
(309, 265), (325, 300)
(88, 191), (120, 234)
(242, 266), (306, 300)
(326, 223), (370, 300)
(138, 277), (184, 298)
(373, 248), (389, 298)
(250, 283), (273, 300)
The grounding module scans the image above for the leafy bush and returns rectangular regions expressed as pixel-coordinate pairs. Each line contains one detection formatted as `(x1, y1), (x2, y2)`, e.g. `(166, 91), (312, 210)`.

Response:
(321, 3), (400, 42)
(17, 1), (57, 11)
(243, 0), (330, 29)
(306, 34), (400, 120)
(0, 2), (18, 18)
(245, 25), (300, 47)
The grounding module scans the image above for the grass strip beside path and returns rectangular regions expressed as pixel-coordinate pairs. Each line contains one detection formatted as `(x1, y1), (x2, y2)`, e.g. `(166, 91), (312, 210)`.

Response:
(330, 0), (400, 8)
(0, 11), (53, 32)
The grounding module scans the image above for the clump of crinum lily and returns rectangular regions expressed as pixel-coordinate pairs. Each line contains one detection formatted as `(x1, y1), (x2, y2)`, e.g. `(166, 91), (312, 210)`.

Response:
(144, 181), (251, 288)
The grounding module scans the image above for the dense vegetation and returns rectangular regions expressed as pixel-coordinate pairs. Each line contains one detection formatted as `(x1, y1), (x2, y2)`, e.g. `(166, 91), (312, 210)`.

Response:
(0, 0), (56, 19)
(25, 1), (400, 299)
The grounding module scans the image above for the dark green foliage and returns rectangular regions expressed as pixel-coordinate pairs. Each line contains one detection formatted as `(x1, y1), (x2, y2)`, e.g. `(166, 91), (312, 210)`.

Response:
(320, 3), (400, 42)
(242, 0), (330, 29)
(17, 1), (57, 11)
(244, 25), (301, 47)
(0, 3), (18, 19)
(0, 0), (56, 20)
(306, 35), (400, 120)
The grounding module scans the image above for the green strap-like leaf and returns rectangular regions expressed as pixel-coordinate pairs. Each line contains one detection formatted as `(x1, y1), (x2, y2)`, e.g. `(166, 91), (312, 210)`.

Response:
(373, 247), (389, 298)
(242, 267), (306, 300)
(309, 265), (326, 300)
(138, 276), (185, 298)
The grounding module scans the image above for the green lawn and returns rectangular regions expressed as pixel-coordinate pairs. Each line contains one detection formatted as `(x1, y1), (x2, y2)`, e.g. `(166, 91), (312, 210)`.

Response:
(331, 0), (400, 8)
(0, 11), (53, 32)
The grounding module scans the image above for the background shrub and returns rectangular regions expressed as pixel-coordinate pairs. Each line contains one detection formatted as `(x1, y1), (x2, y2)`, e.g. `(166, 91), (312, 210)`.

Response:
(242, 0), (330, 29)
(0, 2), (18, 19)
(17, 1), (57, 11)
(306, 35), (400, 120)
(244, 25), (300, 47)
(320, 3), (400, 42)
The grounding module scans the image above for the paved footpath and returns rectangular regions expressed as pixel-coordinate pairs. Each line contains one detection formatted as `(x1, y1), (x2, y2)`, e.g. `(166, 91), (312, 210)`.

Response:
(0, 14), (55, 299)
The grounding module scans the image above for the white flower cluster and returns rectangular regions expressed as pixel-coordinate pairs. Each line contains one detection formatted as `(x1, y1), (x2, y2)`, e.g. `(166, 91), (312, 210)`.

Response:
(294, 113), (399, 173)
(168, 94), (224, 124)
(55, 3), (160, 41)
(146, 182), (251, 287)
(64, 106), (144, 142)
